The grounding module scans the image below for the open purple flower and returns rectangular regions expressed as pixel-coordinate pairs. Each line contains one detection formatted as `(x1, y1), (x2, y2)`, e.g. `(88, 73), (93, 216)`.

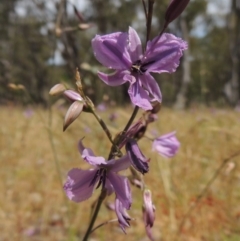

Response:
(152, 131), (180, 158)
(64, 140), (132, 231)
(92, 27), (187, 110)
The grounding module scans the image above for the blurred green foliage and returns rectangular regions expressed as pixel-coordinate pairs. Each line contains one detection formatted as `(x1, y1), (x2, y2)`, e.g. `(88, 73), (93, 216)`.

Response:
(0, 0), (239, 107)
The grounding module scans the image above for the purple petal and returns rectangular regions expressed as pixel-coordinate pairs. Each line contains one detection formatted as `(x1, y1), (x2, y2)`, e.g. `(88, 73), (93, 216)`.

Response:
(105, 179), (114, 196)
(92, 32), (131, 70)
(140, 73), (162, 103)
(127, 27), (143, 63)
(142, 33), (187, 74)
(125, 139), (149, 174)
(107, 172), (132, 209)
(128, 79), (153, 110)
(63, 101), (83, 131)
(115, 198), (131, 233)
(63, 168), (98, 202)
(152, 131), (180, 158)
(98, 70), (129, 86)
(107, 155), (131, 173)
(64, 90), (83, 102)
(78, 140), (106, 166)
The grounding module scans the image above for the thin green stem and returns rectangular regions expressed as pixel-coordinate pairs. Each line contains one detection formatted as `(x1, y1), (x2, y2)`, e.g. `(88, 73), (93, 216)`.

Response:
(142, 0), (147, 20)
(108, 106), (139, 159)
(146, 0), (155, 43)
(82, 189), (107, 241)
(123, 106), (139, 134)
(91, 109), (122, 157)
(47, 107), (63, 187)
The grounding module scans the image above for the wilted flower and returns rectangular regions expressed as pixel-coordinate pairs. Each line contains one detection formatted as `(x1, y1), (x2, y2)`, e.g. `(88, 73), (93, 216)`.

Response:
(143, 189), (156, 241)
(115, 198), (131, 233)
(92, 27), (187, 110)
(126, 139), (149, 174)
(152, 131), (180, 158)
(64, 139), (132, 232)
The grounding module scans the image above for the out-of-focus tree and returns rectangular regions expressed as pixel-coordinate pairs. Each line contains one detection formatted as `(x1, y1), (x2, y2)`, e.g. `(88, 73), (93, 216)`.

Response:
(224, 0), (240, 105)
(0, 0), (238, 108)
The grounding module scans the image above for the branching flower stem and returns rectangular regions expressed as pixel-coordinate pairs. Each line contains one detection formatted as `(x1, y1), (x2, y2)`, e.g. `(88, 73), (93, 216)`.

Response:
(81, 1), (156, 239)
(90, 108), (122, 157)
(108, 106), (139, 160)
(81, 106), (139, 241)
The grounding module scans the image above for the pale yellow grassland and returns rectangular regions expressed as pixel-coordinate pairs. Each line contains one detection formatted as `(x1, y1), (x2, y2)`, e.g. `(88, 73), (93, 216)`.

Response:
(0, 105), (240, 241)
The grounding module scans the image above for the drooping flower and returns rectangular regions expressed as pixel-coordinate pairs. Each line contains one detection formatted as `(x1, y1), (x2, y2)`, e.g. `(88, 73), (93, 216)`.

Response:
(92, 27), (187, 110)
(152, 131), (180, 158)
(143, 189), (156, 241)
(64, 140), (132, 231)
(126, 139), (149, 174)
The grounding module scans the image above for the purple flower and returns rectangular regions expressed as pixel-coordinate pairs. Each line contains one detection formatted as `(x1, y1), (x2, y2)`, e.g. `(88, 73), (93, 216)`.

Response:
(64, 140), (132, 231)
(143, 189), (155, 241)
(97, 102), (107, 112)
(126, 139), (149, 174)
(92, 27), (187, 110)
(152, 131), (180, 158)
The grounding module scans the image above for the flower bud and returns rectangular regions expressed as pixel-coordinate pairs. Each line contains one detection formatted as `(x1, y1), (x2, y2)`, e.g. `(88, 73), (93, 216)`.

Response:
(63, 101), (83, 131)
(63, 90), (83, 102)
(49, 84), (66, 96)
(143, 189), (156, 241)
(165, 0), (190, 24)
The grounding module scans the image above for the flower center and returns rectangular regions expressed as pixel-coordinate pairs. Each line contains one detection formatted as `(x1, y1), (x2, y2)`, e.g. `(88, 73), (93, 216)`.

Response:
(90, 168), (107, 189)
(131, 60), (146, 74)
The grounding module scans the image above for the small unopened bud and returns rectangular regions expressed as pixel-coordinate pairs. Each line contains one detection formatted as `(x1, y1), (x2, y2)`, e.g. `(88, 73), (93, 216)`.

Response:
(63, 101), (83, 131)
(143, 189), (156, 241)
(78, 23), (92, 30)
(8, 83), (17, 90)
(55, 27), (62, 37)
(49, 84), (66, 96)
(126, 139), (149, 174)
(63, 90), (83, 102)
(165, 0), (190, 24)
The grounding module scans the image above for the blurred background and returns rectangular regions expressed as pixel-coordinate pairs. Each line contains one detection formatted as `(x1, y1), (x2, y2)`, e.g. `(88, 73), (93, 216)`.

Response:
(1, 1), (240, 241)
(1, 0), (240, 109)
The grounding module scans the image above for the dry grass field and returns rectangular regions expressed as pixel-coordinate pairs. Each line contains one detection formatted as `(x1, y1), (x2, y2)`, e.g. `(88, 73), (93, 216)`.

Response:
(1, 105), (240, 241)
